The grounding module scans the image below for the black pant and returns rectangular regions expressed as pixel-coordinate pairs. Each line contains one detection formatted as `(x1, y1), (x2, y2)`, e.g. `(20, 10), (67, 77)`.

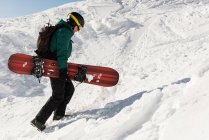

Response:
(35, 77), (75, 124)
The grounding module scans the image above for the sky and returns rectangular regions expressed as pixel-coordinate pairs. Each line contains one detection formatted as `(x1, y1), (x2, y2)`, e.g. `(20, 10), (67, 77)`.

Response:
(0, 0), (79, 18)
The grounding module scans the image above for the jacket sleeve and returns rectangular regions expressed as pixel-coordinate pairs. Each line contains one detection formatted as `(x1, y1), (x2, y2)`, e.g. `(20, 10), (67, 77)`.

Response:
(56, 28), (73, 71)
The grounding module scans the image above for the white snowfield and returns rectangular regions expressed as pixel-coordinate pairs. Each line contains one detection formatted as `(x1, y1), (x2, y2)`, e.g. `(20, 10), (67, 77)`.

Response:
(1, 0), (209, 139)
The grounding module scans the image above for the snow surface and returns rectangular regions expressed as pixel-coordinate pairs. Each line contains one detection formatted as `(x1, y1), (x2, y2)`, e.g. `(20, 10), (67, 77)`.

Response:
(1, 0), (209, 139)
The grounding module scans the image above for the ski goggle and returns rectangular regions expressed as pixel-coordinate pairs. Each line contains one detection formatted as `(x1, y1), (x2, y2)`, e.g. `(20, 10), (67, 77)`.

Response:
(67, 13), (81, 27)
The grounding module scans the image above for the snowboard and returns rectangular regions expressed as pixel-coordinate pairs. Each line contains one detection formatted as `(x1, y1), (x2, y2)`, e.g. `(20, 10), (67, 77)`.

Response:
(8, 53), (119, 87)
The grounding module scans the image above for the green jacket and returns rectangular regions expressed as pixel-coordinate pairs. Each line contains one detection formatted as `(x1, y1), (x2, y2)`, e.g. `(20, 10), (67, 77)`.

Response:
(50, 19), (74, 71)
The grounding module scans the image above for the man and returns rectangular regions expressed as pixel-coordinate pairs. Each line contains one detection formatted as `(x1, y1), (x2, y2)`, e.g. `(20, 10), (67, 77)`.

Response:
(31, 12), (85, 131)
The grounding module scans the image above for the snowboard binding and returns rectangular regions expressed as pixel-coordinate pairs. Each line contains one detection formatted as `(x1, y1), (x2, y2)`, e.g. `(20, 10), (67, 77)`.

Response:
(31, 56), (43, 83)
(74, 65), (87, 83)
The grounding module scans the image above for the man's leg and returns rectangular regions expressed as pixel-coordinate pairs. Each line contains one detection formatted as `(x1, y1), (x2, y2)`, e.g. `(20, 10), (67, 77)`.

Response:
(54, 80), (75, 117)
(35, 78), (66, 124)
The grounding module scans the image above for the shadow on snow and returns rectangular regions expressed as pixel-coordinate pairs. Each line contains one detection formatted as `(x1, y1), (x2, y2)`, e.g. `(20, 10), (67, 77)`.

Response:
(45, 77), (191, 133)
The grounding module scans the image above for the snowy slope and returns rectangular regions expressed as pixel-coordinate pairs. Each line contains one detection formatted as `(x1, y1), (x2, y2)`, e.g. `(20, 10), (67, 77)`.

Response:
(1, 0), (209, 139)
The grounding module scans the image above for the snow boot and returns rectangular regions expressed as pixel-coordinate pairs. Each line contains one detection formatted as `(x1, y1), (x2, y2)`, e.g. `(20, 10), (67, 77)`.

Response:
(31, 119), (46, 131)
(53, 115), (64, 120)
(53, 114), (73, 121)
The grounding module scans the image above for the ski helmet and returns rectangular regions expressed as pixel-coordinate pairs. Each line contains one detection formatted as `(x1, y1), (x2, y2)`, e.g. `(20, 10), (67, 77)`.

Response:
(68, 12), (85, 27)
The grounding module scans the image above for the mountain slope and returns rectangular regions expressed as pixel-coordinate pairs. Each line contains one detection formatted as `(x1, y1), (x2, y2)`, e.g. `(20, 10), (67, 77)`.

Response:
(1, 0), (209, 140)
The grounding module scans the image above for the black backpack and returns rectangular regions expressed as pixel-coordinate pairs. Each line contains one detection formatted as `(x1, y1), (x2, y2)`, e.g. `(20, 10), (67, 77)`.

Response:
(35, 23), (63, 58)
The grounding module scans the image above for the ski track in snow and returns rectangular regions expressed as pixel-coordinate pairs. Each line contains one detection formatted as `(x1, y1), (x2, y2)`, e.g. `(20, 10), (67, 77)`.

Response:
(1, 0), (209, 140)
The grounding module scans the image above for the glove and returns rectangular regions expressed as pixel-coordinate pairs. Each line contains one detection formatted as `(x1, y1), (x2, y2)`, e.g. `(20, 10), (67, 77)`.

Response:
(59, 68), (69, 80)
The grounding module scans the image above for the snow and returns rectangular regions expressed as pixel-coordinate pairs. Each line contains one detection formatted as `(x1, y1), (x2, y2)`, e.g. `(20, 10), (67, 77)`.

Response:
(1, 0), (209, 139)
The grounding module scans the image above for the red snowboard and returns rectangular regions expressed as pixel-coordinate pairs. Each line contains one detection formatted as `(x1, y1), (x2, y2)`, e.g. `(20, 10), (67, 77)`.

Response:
(8, 53), (119, 87)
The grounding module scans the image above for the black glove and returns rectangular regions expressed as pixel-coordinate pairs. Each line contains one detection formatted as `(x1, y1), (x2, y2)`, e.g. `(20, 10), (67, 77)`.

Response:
(59, 68), (69, 80)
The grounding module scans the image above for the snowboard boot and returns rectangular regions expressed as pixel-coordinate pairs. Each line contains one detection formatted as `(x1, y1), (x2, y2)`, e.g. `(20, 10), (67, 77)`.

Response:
(53, 115), (64, 121)
(53, 114), (73, 121)
(31, 119), (46, 131)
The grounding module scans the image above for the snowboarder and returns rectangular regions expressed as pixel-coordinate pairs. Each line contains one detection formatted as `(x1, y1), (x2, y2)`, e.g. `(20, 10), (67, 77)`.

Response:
(31, 12), (85, 131)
